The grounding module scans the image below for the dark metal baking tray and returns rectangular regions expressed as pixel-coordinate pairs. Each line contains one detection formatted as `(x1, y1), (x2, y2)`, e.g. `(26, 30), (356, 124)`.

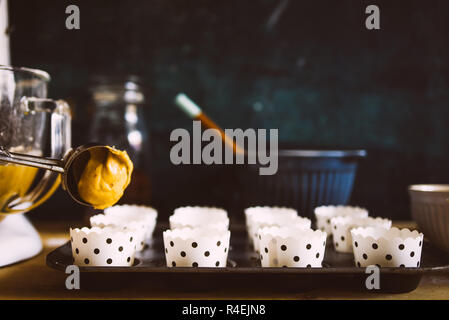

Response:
(46, 223), (449, 293)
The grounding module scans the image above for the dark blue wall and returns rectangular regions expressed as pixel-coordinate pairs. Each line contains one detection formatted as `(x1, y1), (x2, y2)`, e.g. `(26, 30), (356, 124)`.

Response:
(9, 0), (449, 220)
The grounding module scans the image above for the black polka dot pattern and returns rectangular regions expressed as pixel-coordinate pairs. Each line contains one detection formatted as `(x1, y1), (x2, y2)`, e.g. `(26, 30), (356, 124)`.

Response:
(260, 237), (326, 268)
(164, 234), (230, 268)
(72, 232), (136, 267)
(351, 235), (423, 268)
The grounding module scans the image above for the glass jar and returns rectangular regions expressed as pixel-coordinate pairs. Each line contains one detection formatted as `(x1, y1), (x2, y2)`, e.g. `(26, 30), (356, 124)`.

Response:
(88, 75), (151, 205)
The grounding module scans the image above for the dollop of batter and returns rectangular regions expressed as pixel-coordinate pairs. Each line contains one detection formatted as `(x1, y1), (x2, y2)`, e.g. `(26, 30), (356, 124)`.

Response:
(77, 146), (133, 209)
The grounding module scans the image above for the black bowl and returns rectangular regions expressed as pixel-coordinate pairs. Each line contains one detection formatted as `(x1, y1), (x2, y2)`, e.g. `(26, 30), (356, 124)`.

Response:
(241, 149), (367, 218)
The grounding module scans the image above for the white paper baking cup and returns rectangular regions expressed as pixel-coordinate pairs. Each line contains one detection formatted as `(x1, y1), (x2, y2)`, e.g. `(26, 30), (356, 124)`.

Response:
(244, 206), (297, 227)
(104, 204), (158, 243)
(90, 214), (147, 251)
(351, 227), (424, 268)
(245, 206), (297, 231)
(330, 216), (392, 253)
(244, 206), (298, 245)
(163, 227), (231, 267)
(170, 206), (229, 230)
(70, 227), (137, 266)
(259, 226), (327, 268)
(251, 214), (311, 253)
(314, 205), (368, 235)
(174, 206), (228, 218)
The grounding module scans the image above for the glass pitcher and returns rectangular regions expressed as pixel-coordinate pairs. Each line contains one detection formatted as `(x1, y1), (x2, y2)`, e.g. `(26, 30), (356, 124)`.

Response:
(0, 66), (71, 216)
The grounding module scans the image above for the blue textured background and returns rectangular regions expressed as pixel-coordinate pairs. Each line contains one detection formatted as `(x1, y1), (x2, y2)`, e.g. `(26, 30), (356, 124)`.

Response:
(8, 0), (449, 220)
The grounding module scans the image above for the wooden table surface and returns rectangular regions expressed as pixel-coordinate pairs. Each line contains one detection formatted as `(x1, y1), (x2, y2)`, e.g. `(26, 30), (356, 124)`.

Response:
(1, 221), (449, 300)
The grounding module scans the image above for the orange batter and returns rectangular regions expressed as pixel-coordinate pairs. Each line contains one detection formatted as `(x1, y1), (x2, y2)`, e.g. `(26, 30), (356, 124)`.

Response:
(77, 146), (133, 209)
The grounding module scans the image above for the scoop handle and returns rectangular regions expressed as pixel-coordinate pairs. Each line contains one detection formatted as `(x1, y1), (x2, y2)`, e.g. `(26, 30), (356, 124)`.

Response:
(0, 147), (65, 173)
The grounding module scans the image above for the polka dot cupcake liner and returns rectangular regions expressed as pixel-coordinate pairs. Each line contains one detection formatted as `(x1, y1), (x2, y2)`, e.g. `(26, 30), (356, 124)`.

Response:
(251, 214), (311, 253)
(314, 205), (368, 235)
(163, 227), (231, 267)
(259, 227), (327, 268)
(330, 216), (392, 253)
(90, 213), (147, 251)
(104, 204), (158, 244)
(169, 206), (229, 231)
(70, 227), (137, 267)
(244, 206), (298, 247)
(351, 227), (424, 268)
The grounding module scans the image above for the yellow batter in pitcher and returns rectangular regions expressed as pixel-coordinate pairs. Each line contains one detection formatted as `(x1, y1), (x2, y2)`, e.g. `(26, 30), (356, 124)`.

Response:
(0, 165), (38, 210)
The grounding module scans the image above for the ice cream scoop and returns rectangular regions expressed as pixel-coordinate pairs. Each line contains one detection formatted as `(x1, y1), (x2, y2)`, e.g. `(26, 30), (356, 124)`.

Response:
(0, 143), (133, 208)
